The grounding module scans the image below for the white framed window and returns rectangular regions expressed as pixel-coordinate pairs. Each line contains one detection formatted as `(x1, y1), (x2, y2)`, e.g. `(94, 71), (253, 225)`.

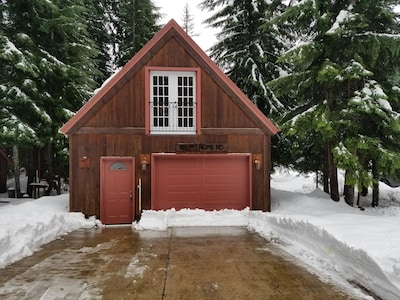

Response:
(150, 71), (197, 134)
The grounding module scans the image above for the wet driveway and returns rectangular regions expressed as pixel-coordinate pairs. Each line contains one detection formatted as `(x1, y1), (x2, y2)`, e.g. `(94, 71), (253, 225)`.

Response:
(0, 227), (355, 299)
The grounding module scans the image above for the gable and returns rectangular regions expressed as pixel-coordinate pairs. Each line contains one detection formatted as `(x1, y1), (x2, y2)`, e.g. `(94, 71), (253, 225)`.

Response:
(60, 19), (278, 136)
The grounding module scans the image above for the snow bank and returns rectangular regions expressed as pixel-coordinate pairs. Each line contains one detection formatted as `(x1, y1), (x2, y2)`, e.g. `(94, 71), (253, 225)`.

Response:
(0, 194), (95, 268)
(248, 211), (399, 300)
(133, 207), (250, 230)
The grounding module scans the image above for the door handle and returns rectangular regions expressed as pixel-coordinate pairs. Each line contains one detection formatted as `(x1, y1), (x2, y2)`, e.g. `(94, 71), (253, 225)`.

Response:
(130, 190), (133, 201)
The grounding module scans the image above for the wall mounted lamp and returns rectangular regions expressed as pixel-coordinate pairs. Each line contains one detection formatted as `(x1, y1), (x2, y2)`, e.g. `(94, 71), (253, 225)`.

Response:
(140, 154), (150, 171)
(141, 159), (148, 171)
(253, 154), (262, 170)
(79, 156), (90, 169)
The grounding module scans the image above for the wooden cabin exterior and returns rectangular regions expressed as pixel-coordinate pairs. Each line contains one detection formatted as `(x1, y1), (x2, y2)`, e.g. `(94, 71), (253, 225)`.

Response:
(60, 20), (278, 224)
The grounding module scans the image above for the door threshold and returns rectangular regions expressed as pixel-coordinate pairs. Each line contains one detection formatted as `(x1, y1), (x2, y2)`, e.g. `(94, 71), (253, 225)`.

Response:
(103, 224), (132, 228)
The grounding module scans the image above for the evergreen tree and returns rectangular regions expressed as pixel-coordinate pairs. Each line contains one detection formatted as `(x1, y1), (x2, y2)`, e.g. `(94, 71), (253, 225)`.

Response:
(270, 0), (400, 204)
(83, 0), (161, 82)
(181, 2), (198, 37)
(0, 0), (99, 195)
(199, 0), (287, 118)
(113, 0), (161, 68)
(85, 0), (116, 85)
(0, 0), (162, 195)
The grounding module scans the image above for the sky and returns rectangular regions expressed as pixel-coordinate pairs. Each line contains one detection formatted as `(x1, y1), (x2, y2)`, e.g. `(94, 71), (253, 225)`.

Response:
(153, 0), (218, 52)
(153, 2), (400, 52)
(1, 170), (400, 299)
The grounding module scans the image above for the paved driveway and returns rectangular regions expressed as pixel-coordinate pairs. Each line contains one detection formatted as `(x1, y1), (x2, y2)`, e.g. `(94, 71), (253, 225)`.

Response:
(0, 227), (356, 299)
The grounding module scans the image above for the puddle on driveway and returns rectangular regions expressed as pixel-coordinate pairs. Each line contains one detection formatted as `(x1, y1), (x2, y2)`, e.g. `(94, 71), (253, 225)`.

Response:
(0, 227), (358, 299)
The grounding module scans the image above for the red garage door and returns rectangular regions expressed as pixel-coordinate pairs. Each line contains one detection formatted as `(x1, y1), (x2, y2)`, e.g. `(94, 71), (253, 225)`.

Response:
(152, 154), (251, 210)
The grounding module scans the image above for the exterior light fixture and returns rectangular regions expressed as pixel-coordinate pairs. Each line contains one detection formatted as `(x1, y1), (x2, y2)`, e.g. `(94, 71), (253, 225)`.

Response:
(252, 154), (262, 170)
(141, 159), (148, 171)
(254, 159), (261, 170)
(79, 156), (90, 169)
(140, 154), (150, 171)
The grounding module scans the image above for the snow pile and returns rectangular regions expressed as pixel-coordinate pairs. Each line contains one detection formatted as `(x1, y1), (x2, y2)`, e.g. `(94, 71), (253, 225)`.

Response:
(134, 207), (249, 230)
(0, 194), (95, 268)
(248, 191), (400, 300)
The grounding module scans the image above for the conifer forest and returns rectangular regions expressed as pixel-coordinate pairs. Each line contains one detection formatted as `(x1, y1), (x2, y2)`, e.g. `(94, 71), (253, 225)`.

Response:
(1, 0), (400, 206)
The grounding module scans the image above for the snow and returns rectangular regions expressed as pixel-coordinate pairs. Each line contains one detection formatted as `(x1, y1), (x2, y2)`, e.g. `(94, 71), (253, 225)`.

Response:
(1, 170), (400, 299)
(327, 5), (354, 34)
(0, 195), (96, 269)
(4, 38), (22, 56)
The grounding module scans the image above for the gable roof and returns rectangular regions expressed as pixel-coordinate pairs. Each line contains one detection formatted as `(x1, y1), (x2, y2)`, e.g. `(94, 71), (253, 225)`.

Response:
(60, 19), (279, 136)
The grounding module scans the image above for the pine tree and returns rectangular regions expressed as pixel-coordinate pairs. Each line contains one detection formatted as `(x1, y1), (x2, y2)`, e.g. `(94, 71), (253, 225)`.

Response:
(113, 0), (161, 68)
(181, 3), (198, 37)
(85, 0), (116, 85)
(0, 0), (99, 195)
(270, 0), (400, 205)
(199, 0), (287, 118)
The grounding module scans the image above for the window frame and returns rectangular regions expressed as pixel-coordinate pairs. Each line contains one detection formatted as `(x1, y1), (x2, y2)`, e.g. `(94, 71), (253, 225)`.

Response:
(145, 67), (201, 135)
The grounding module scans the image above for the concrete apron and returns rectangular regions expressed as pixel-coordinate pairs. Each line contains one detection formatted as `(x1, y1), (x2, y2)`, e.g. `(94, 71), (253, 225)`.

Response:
(0, 227), (356, 300)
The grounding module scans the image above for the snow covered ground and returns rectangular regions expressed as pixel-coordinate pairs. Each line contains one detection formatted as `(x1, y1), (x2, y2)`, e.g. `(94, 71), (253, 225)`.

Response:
(1, 170), (399, 299)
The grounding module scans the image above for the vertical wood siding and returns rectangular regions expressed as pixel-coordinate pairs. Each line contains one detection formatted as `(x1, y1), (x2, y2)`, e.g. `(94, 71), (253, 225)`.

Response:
(69, 133), (270, 218)
(67, 34), (273, 219)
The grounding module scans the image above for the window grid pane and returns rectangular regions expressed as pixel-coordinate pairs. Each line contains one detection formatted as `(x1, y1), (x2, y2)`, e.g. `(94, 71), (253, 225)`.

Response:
(177, 76), (195, 128)
(152, 75), (169, 128)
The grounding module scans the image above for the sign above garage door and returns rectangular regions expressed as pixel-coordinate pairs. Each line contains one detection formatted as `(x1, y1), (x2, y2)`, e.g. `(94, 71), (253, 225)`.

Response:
(175, 143), (228, 153)
(152, 154), (252, 211)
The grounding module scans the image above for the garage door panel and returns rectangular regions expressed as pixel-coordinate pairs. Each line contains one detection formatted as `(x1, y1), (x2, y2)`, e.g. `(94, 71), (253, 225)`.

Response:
(166, 191), (199, 201)
(166, 158), (199, 169)
(165, 194), (199, 210)
(204, 191), (237, 200)
(153, 154), (250, 210)
(204, 174), (237, 185)
(167, 174), (199, 185)
(166, 186), (200, 194)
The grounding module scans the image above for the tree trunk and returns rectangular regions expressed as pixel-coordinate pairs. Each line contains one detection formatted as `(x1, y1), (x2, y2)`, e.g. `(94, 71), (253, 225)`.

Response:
(26, 147), (36, 197)
(44, 143), (55, 195)
(372, 159), (379, 207)
(343, 171), (354, 206)
(323, 162), (329, 194)
(12, 145), (20, 198)
(327, 140), (339, 201)
(360, 157), (369, 197)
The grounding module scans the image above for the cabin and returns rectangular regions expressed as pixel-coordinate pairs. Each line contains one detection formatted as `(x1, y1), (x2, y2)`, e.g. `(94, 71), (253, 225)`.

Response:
(0, 148), (11, 193)
(60, 20), (279, 224)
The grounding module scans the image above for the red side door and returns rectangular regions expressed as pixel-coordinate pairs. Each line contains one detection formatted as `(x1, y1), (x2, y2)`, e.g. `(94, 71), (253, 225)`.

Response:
(100, 157), (135, 224)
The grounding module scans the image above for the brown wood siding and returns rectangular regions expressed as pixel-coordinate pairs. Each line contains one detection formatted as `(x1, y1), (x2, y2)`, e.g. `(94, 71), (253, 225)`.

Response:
(81, 38), (258, 131)
(147, 37), (198, 68)
(69, 133), (270, 218)
(66, 26), (274, 219)
(85, 73), (145, 128)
